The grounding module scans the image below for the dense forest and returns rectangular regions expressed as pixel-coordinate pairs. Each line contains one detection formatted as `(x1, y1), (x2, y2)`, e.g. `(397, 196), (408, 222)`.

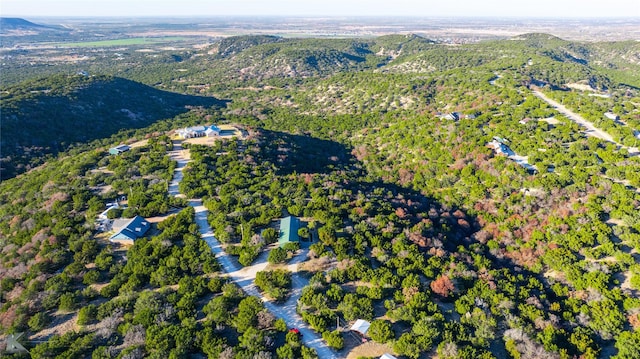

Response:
(1, 32), (640, 358)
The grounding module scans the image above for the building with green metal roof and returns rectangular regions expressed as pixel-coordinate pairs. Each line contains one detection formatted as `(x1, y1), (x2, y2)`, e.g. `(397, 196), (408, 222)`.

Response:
(278, 216), (300, 247)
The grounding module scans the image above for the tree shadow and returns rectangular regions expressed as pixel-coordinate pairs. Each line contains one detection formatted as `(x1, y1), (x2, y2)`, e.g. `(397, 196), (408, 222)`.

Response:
(1, 76), (229, 180)
(256, 129), (355, 176)
(254, 129), (476, 249)
(254, 130), (573, 314)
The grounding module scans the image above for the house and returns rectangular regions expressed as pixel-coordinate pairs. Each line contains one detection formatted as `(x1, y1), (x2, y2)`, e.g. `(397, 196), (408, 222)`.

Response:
(109, 215), (150, 244)
(177, 125), (221, 139)
(278, 216), (300, 247)
(438, 112), (460, 121)
(604, 112), (619, 121)
(519, 118), (533, 125)
(350, 319), (371, 337)
(109, 145), (130, 155)
(488, 140), (513, 156)
(177, 126), (207, 139)
(380, 354), (398, 359)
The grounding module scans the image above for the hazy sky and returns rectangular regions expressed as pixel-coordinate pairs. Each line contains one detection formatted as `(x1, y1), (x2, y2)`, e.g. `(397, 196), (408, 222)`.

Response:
(2, 0), (639, 18)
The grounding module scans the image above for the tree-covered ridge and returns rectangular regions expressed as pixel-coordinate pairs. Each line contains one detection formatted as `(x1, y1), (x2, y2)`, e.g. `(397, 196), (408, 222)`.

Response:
(1, 32), (640, 358)
(0, 74), (225, 180)
(0, 136), (317, 358)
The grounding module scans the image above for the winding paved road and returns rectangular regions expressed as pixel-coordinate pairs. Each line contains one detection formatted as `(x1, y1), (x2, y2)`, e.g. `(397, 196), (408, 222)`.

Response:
(168, 141), (338, 359)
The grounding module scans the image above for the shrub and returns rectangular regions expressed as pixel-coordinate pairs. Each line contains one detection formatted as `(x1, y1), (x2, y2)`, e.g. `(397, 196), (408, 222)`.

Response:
(369, 319), (394, 343)
(82, 270), (101, 285)
(106, 208), (123, 219)
(268, 247), (288, 264)
(282, 242), (300, 252)
(274, 318), (287, 332)
(322, 330), (344, 350)
(297, 227), (310, 239)
(28, 312), (50, 332)
(262, 228), (278, 243)
(77, 304), (98, 325)
(58, 292), (78, 312)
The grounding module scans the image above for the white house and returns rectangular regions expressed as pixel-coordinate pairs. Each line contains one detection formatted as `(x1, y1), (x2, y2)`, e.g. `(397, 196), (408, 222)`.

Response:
(488, 140), (513, 156)
(109, 145), (130, 155)
(178, 125), (220, 139)
(109, 216), (150, 245)
(438, 112), (460, 121)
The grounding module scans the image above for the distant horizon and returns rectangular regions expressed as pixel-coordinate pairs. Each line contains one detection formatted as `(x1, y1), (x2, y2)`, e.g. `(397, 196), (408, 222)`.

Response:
(2, 0), (639, 19)
(4, 15), (640, 20)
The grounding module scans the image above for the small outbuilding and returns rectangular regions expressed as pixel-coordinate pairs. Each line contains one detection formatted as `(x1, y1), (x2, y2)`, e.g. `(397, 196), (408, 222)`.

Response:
(604, 112), (619, 121)
(110, 215), (150, 245)
(98, 203), (121, 220)
(350, 319), (371, 337)
(109, 145), (130, 155)
(278, 216), (300, 247)
(438, 112), (460, 121)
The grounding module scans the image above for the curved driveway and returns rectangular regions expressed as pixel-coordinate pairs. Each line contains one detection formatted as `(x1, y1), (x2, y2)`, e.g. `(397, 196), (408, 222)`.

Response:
(168, 141), (338, 359)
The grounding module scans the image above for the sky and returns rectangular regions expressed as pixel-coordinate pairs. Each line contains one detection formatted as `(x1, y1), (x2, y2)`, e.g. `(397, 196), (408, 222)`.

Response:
(2, 0), (639, 18)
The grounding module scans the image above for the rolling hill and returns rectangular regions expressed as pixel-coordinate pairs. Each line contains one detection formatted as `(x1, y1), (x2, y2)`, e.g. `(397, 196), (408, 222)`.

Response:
(1, 32), (640, 359)
(0, 17), (68, 33)
(0, 17), (49, 30)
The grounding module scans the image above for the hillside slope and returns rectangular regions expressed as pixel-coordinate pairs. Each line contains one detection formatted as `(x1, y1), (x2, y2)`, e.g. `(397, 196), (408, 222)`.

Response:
(0, 74), (225, 179)
(0, 17), (49, 30)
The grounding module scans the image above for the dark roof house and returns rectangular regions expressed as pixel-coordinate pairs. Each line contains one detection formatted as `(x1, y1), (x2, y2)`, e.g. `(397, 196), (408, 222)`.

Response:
(110, 215), (150, 244)
(278, 216), (300, 247)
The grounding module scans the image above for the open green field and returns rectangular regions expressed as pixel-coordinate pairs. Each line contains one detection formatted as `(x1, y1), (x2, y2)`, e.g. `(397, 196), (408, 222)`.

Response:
(52, 37), (187, 47)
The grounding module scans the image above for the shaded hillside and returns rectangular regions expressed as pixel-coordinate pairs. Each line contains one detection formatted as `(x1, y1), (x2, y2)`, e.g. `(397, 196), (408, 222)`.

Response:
(0, 74), (226, 179)
(0, 17), (68, 34)
(0, 17), (49, 30)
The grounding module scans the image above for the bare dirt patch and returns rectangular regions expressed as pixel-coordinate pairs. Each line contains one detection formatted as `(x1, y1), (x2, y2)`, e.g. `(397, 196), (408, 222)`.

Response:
(565, 82), (597, 92)
(297, 256), (335, 274)
(129, 139), (149, 148)
(30, 311), (78, 341)
(145, 209), (180, 224)
(346, 341), (395, 359)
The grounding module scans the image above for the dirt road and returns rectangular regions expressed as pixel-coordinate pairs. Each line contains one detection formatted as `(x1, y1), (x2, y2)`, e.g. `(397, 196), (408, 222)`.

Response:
(533, 90), (639, 154)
